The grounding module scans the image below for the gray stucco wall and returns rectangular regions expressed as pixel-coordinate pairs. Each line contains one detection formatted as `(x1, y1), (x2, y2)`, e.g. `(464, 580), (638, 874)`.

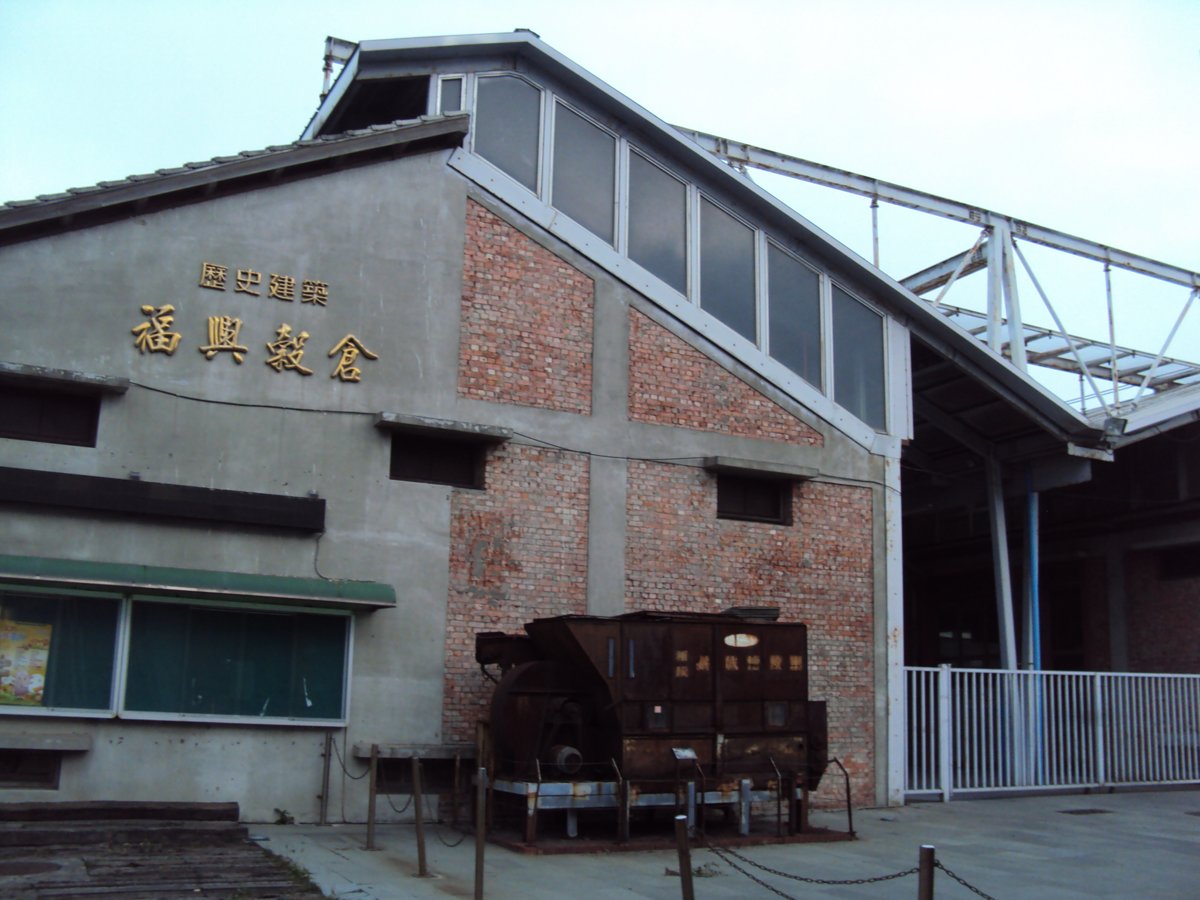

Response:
(0, 147), (893, 818)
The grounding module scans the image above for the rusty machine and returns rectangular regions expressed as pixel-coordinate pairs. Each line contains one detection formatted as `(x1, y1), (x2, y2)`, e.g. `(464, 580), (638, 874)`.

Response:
(474, 610), (828, 843)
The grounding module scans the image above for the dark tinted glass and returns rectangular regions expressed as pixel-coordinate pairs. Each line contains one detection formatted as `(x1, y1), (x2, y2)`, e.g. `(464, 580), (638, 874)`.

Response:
(700, 199), (756, 341)
(717, 475), (791, 524)
(628, 153), (687, 293)
(552, 104), (616, 243)
(832, 286), (885, 429)
(125, 603), (347, 720)
(768, 245), (822, 388)
(475, 76), (541, 191)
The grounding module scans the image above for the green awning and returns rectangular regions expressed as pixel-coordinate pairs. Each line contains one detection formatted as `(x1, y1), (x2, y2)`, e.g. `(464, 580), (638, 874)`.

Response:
(0, 554), (395, 610)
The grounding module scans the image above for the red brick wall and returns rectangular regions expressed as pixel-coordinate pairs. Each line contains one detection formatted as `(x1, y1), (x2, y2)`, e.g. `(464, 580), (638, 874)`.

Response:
(628, 309), (822, 446)
(442, 443), (590, 743)
(459, 200), (594, 413)
(1126, 550), (1200, 674)
(624, 460), (876, 807)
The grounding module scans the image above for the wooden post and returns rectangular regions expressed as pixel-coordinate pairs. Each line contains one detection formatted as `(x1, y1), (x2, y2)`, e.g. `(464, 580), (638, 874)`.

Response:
(474, 767), (487, 900)
(319, 731), (332, 826)
(412, 756), (428, 877)
(674, 814), (695, 900)
(366, 744), (379, 851)
(918, 844), (935, 900)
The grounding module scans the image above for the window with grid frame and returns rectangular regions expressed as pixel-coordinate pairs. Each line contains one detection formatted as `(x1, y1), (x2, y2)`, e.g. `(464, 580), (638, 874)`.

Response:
(716, 474), (793, 525)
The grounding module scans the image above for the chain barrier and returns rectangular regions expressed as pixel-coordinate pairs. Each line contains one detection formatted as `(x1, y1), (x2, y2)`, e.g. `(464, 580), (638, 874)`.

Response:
(936, 860), (996, 899)
(433, 824), (468, 847)
(329, 737), (370, 780)
(703, 835), (996, 898)
(704, 838), (918, 889)
(327, 739), (470, 848)
(377, 759), (470, 848)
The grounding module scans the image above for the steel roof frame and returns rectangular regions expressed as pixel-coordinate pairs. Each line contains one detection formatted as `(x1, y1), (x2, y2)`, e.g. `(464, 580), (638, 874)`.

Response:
(683, 129), (1200, 421)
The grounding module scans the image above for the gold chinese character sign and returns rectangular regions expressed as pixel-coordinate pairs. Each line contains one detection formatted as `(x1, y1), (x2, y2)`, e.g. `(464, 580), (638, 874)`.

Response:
(199, 316), (249, 363)
(328, 334), (378, 382)
(265, 324), (314, 375)
(131, 304), (182, 355)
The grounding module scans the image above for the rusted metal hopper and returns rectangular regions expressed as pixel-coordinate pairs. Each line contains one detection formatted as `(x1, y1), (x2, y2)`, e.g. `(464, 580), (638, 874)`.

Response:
(476, 611), (828, 794)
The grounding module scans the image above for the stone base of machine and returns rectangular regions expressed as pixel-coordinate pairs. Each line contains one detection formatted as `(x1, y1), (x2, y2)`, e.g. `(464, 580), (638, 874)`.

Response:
(482, 776), (852, 850)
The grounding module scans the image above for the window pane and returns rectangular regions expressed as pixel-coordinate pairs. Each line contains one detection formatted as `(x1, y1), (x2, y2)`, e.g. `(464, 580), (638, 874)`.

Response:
(768, 245), (822, 389)
(125, 602), (348, 720)
(440, 77), (463, 113)
(0, 590), (118, 711)
(832, 286), (886, 430)
(700, 199), (756, 341)
(628, 153), (687, 293)
(474, 75), (541, 191)
(552, 104), (615, 243)
(716, 475), (791, 525)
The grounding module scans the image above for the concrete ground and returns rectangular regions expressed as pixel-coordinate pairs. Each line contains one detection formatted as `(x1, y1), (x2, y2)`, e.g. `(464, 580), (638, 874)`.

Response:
(253, 788), (1200, 899)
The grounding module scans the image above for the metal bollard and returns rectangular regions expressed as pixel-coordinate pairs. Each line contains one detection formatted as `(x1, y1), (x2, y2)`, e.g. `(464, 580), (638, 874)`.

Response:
(738, 778), (752, 836)
(412, 756), (429, 877)
(366, 744), (379, 851)
(686, 781), (696, 837)
(319, 731), (332, 826)
(918, 844), (935, 899)
(474, 767), (487, 900)
(674, 814), (695, 900)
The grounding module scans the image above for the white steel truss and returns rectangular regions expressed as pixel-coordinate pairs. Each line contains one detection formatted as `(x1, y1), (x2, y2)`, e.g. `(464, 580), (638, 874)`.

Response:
(681, 129), (1200, 421)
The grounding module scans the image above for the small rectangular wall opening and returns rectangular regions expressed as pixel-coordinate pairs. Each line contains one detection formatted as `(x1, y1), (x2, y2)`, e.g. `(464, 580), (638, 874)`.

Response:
(0, 749), (62, 789)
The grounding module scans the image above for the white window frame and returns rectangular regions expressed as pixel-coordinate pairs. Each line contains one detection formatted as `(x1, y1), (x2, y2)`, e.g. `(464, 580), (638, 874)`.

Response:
(829, 278), (890, 433)
(0, 586), (353, 728)
(697, 192), (760, 344)
(469, 72), (547, 198)
(435, 74), (466, 115)
(454, 68), (900, 446)
(548, 99), (620, 246)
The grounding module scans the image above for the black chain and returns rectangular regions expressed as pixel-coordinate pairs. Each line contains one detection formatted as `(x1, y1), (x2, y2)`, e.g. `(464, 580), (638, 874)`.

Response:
(433, 825), (468, 848)
(704, 838), (919, 888)
(935, 860), (997, 899)
(330, 738), (370, 780)
(703, 844), (799, 899)
(329, 740), (471, 851)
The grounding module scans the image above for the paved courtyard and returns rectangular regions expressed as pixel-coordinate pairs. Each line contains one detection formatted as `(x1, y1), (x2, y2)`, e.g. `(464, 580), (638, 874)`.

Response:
(254, 788), (1200, 898)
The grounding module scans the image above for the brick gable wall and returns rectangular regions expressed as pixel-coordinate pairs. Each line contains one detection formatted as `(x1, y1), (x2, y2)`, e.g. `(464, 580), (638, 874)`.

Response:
(627, 308), (822, 446)
(459, 200), (594, 413)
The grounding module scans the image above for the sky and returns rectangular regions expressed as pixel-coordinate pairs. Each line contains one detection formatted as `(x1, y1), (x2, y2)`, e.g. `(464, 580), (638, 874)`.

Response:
(1, 0), (1196, 378)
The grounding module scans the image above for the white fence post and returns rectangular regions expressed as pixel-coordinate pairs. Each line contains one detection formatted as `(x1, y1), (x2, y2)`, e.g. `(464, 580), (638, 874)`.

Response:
(938, 664), (952, 802)
(905, 667), (1200, 801)
(1093, 673), (1106, 788)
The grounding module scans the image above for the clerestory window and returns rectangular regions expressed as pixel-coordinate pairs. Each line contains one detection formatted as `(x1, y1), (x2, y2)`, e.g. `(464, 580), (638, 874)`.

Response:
(463, 70), (892, 434)
(474, 75), (542, 191)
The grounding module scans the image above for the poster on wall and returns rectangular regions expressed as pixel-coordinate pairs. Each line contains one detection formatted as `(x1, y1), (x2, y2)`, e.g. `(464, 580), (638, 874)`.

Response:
(0, 620), (51, 706)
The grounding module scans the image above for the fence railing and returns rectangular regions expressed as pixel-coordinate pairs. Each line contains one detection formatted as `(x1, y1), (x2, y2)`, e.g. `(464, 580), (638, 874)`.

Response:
(905, 666), (1200, 799)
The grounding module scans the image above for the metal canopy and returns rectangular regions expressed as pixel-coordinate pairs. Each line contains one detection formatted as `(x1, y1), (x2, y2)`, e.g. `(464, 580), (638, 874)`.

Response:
(930, 303), (1200, 394)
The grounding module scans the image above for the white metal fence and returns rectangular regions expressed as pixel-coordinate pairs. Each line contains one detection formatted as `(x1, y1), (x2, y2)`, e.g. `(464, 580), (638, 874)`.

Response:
(905, 666), (1200, 799)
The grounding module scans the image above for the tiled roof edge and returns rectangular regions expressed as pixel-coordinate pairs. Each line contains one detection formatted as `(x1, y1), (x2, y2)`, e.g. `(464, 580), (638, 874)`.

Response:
(3, 114), (468, 213)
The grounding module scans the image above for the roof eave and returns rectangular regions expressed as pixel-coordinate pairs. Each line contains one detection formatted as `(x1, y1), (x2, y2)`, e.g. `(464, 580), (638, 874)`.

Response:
(0, 115), (469, 245)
